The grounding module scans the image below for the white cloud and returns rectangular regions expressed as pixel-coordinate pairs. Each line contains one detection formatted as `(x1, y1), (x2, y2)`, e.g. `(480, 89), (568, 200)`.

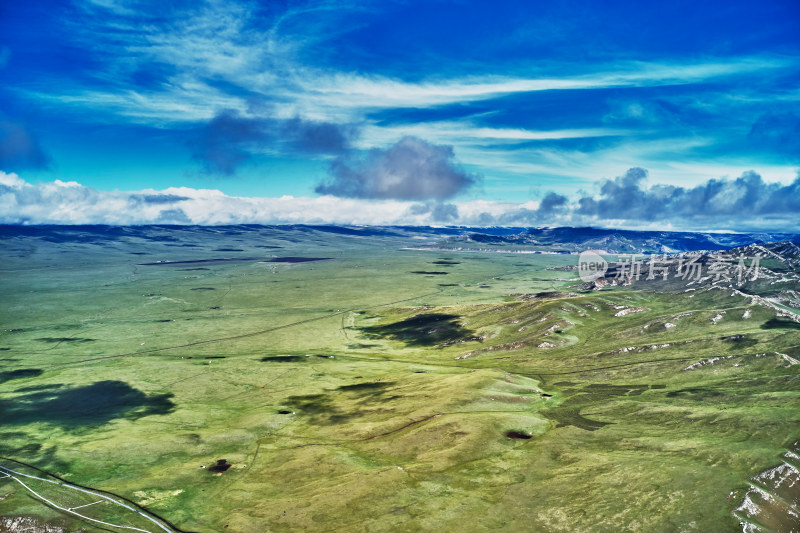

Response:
(0, 171), (417, 225)
(3, 170), (799, 232)
(295, 57), (789, 113)
(0, 171), (25, 188)
(357, 122), (635, 148)
(23, 57), (791, 127)
(6, 0), (798, 207)
(19, 0), (797, 129)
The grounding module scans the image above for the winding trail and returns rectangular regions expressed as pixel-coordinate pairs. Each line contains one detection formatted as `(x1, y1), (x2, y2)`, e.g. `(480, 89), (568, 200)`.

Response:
(42, 290), (446, 369)
(0, 465), (171, 533)
(0, 457), (194, 533)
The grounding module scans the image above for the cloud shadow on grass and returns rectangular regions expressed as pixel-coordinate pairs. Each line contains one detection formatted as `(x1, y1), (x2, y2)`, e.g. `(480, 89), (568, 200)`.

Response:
(761, 318), (800, 330)
(360, 313), (476, 347)
(1, 380), (175, 428)
(0, 368), (43, 384)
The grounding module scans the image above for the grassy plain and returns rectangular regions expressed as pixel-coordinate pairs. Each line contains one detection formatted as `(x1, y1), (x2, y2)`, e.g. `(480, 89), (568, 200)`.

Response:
(1, 225), (799, 532)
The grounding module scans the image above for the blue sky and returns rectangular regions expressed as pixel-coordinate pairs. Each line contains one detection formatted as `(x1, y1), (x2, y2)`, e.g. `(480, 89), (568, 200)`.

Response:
(1, 0), (799, 228)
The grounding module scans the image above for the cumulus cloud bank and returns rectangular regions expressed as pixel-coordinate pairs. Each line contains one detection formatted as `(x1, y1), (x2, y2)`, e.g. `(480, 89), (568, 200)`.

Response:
(316, 136), (479, 200)
(2, 169), (799, 231)
(0, 171), (419, 225)
(576, 167), (800, 224)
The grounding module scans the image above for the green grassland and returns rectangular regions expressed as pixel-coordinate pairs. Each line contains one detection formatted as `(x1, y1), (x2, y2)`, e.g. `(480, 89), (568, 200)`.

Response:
(1, 226), (799, 532)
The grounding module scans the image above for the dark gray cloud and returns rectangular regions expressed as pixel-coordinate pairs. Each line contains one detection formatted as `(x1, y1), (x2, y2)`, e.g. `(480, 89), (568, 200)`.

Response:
(538, 191), (568, 213)
(316, 136), (478, 200)
(191, 110), (261, 175)
(190, 109), (357, 175)
(407, 202), (460, 222)
(480, 192), (567, 226)
(280, 118), (356, 155)
(576, 167), (800, 223)
(0, 116), (52, 170)
(577, 167), (662, 219)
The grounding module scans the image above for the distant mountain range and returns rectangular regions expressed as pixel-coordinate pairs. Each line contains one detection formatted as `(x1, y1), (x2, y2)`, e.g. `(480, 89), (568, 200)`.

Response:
(2, 224), (799, 255)
(452, 227), (800, 254)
